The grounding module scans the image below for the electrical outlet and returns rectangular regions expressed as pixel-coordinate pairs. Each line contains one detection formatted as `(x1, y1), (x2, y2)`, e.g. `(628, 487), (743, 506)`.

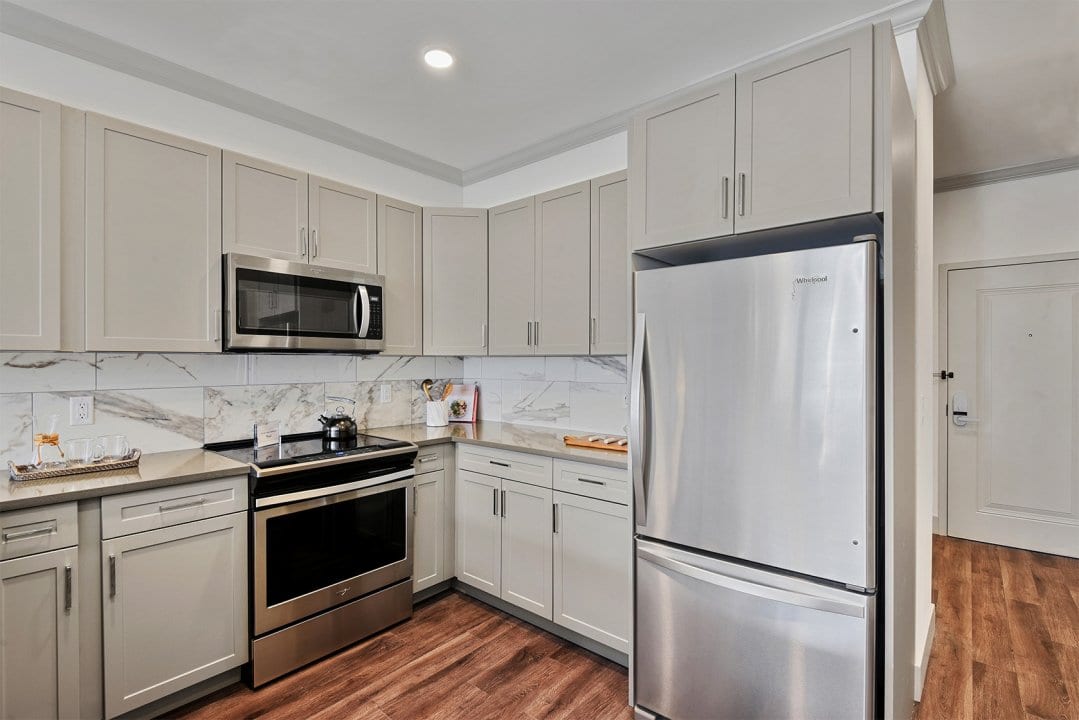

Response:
(379, 384), (392, 404)
(70, 396), (94, 425)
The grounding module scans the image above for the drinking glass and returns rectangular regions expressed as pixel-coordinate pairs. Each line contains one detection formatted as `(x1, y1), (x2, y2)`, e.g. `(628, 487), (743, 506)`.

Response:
(66, 438), (104, 465)
(97, 434), (130, 460)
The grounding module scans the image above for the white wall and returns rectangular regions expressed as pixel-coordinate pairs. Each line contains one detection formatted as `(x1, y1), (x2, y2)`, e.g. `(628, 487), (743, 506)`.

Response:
(463, 133), (627, 207)
(0, 35), (462, 206)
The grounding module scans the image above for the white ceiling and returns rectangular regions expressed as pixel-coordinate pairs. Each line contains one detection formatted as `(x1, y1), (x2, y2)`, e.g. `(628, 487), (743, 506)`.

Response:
(7, 0), (905, 179)
(934, 0), (1079, 179)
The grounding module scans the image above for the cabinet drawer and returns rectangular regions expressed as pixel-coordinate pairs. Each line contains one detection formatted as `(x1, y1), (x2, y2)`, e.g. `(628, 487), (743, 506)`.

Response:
(0, 502), (78, 560)
(101, 476), (247, 539)
(457, 445), (552, 488)
(553, 460), (629, 505)
(413, 444), (448, 474)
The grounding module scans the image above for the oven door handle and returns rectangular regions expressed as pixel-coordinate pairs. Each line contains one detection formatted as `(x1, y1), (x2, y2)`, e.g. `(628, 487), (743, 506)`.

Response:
(254, 470), (415, 511)
(357, 285), (371, 339)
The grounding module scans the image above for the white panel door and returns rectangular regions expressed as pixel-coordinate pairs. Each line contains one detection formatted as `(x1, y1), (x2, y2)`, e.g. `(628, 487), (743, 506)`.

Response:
(455, 470), (501, 595)
(423, 208), (488, 355)
(309, 175), (376, 273)
(377, 195), (423, 355)
(413, 469), (446, 593)
(500, 478), (553, 620)
(628, 77), (735, 250)
(102, 513), (247, 719)
(0, 547), (78, 720)
(590, 171), (628, 355)
(488, 197), (535, 356)
(553, 491), (629, 652)
(223, 152), (308, 262)
(85, 114), (222, 352)
(734, 26), (873, 232)
(535, 182), (590, 356)
(0, 88), (60, 350)
(947, 259), (1079, 556)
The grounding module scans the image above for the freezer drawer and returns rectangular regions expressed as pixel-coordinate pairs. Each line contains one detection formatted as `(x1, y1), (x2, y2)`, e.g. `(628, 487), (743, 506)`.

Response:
(634, 540), (874, 720)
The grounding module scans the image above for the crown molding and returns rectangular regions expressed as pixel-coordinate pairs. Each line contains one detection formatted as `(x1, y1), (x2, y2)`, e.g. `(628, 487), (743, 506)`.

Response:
(0, 1), (463, 184)
(934, 156), (1079, 193)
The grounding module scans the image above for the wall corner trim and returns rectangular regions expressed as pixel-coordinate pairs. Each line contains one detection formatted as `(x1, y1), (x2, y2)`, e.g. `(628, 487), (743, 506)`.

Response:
(934, 156), (1079, 193)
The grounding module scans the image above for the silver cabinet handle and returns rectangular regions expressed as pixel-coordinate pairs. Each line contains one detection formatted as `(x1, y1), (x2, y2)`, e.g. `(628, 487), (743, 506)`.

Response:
(159, 497), (206, 513)
(722, 176), (730, 219)
(108, 554), (116, 598)
(534, 321), (540, 346)
(481, 323), (488, 348)
(737, 173), (746, 217)
(2, 525), (55, 542)
(64, 566), (72, 612)
(630, 312), (648, 526)
(311, 228), (318, 258)
(590, 317), (597, 346)
(489, 460), (510, 468)
(578, 477), (606, 486)
(300, 226), (308, 256)
(553, 503), (559, 534)
(492, 487), (498, 516)
(500, 489), (507, 518)
(527, 321), (533, 346)
(417, 454), (439, 463)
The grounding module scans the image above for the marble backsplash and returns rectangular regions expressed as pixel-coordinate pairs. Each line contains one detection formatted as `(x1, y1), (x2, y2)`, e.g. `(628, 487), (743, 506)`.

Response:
(0, 352), (627, 464)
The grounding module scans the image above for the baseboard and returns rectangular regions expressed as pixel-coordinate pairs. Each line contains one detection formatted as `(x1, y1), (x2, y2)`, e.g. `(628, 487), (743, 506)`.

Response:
(412, 579), (454, 604)
(115, 668), (241, 720)
(913, 607), (936, 701)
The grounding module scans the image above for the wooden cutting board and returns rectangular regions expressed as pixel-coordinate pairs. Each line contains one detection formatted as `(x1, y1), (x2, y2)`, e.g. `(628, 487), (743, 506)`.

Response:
(563, 434), (628, 453)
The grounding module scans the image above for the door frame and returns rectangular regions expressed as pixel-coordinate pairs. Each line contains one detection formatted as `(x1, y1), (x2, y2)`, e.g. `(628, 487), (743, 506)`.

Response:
(936, 250), (1079, 537)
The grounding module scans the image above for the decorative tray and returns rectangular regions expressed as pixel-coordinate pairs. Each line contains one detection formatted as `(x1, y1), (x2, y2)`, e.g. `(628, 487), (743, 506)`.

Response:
(8, 449), (142, 482)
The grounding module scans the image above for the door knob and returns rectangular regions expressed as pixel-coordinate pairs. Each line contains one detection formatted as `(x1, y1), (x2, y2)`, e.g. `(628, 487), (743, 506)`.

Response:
(952, 391), (980, 427)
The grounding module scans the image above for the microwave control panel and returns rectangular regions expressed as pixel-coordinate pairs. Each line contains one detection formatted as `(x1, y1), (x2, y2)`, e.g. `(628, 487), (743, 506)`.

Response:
(365, 289), (383, 340)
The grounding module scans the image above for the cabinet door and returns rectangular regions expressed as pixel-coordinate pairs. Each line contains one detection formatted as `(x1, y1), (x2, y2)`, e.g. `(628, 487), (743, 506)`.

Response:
(0, 88), (60, 350)
(628, 77), (735, 250)
(85, 114), (222, 352)
(734, 26), (873, 232)
(0, 547), (78, 720)
(413, 469), (446, 593)
(222, 151), (308, 262)
(553, 491), (629, 652)
(454, 469), (501, 595)
(423, 208), (488, 355)
(102, 513), (247, 719)
(589, 171), (628, 355)
(488, 197), (535, 356)
(535, 182), (590, 356)
(500, 479), (553, 620)
(377, 195), (423, 355)
(310, 175), (376, 273)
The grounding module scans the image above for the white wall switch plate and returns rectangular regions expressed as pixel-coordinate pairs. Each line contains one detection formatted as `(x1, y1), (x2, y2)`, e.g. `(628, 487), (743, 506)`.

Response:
(379, 383), (392, 404)
(70, 396), (94, 425)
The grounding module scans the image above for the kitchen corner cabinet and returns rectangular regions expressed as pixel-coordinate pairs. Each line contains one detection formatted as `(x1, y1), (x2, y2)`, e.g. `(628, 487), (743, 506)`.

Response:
(377, 195), (423, 355)
(500, 479), (554, 619)
(589, 171), (629, 355)
(734, 25), (874, 232)
(222, 152), (308, 262)
(413, 445), (454, 593)
(85, 114), (222, 352)
(0, 88), (61, 351)
(423, 208), (489, 355)
(101, 512), (247, 719)
(455, 469), (502, 594)
(535, 182), (591, 355)
(488, 197), (536, 356)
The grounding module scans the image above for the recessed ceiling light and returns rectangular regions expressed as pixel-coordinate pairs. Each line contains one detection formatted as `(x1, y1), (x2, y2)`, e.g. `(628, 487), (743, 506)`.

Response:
(424, 49), (454, 69)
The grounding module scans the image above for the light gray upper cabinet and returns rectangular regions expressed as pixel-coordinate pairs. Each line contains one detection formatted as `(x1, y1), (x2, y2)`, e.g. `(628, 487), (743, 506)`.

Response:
(222, 152), (308, 263)
(488, 197), (536, 356)
(535, 181), (591, 355)
(423, 207), (489, 356)
(589, 171), (628, 355)
(500, 478), (553, 620)
(377, 195), (423, 355)
(629, 77), (735, 251)
(455, 469), (502, 595)
(734, 26), (874, 232)
(309, 174), (376, 273)
(0, 88), (61, 351)
(0, 546), (79, 720)
(85, 114), (222, 352)
(413, 467), (447, 593)
(101, 511), (247, 719)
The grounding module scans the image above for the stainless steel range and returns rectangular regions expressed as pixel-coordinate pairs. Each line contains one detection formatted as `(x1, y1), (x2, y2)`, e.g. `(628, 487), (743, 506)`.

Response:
(210, 432), (418, 687)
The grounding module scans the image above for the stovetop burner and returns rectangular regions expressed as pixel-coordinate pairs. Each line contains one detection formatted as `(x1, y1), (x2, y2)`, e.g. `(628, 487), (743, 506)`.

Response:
(207, 431), (416, 474)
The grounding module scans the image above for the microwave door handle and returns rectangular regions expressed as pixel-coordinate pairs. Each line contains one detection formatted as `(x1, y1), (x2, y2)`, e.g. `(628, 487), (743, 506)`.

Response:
(357, 285), (371, 338)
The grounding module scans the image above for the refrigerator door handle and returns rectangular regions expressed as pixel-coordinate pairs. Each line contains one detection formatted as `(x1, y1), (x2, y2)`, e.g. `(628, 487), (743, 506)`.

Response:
(637, 544), (866, 619)
(630, 312), (647, 526)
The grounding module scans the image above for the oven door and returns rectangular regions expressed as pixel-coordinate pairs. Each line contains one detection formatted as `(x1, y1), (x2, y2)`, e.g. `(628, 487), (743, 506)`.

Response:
(225, 253), (385, 352)
(253, 476), (412, 635)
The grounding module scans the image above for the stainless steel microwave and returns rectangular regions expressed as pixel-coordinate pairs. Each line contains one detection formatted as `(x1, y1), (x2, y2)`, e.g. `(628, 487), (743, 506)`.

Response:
(224, 253), (384, 352)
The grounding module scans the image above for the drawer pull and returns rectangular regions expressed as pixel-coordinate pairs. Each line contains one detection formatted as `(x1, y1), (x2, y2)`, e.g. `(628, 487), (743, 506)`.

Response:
(577, 478), (606, 486)
(417, 454), (440, 463)
(64, 566), (72, 612)
(2, 525), (55, 542)
(109, 554), (116, 598)
(489, 460), (511, 468)
(159, 498), (206, 513)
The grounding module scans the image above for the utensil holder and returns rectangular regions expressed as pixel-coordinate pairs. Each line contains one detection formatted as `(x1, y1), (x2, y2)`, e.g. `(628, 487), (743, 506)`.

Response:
(426, 400), (449, 427)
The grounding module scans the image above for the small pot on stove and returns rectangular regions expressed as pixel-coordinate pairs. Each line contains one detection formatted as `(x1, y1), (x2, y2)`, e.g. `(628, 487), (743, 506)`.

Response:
(318, 396), (358, 441)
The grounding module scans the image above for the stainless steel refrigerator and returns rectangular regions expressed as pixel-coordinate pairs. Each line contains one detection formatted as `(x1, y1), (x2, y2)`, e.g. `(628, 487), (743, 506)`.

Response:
(631, 239), (879, 720)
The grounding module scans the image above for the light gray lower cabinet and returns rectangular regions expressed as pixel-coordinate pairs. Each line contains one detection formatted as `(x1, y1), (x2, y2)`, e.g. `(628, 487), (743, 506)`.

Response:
(101, 511), (247, 719)
(553, 490), (630, 653)
(0, 546), (79, 720)
(455, 469), (502, 595)
(500, 479), (553, 620)
(413, 466), (447, 593)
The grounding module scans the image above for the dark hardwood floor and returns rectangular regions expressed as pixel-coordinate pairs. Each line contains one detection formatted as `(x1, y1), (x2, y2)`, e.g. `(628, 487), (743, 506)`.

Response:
(168, 591), (632, 720)
(914, 535), (1079, 720)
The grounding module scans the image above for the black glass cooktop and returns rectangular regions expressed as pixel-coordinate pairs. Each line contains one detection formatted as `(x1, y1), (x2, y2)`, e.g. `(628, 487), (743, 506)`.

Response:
(208, 432), (414, 470)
